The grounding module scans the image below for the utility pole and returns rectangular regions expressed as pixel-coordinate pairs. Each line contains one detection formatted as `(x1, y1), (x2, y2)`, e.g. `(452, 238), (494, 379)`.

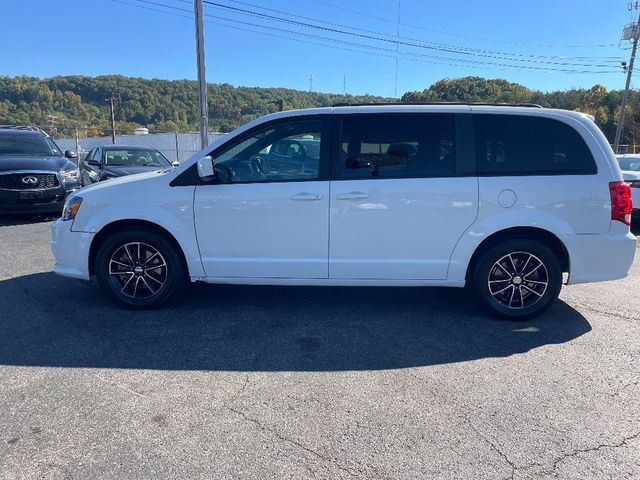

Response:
(614, 8), (640, 153)
(343, 74), (346, 95)
(309, 74), (313, 93)
(194, 0), (208, 149)
(394, 0), (401, 98)
(105, 97), (116, 144)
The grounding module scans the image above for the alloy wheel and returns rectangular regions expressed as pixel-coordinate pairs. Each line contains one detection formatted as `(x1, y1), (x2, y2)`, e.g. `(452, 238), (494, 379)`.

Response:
(108, 242), (168, 299)
(487, 251), (549, 310)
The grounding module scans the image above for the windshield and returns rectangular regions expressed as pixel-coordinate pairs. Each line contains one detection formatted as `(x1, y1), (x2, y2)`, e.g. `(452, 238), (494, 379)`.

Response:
(103, 148), (171, 167)
(0, 134), (57, 157)
(617, 157), (640, 171)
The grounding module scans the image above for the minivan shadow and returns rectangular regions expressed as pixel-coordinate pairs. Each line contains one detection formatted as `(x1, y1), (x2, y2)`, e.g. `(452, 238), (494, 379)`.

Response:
(0, 272), (591, 372)
(0, 214), (58, 227)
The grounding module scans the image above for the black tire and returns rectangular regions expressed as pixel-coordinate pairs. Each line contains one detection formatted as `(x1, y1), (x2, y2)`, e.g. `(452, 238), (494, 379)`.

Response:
(95, 228), (186, 309)
(472, 239), (562, 320)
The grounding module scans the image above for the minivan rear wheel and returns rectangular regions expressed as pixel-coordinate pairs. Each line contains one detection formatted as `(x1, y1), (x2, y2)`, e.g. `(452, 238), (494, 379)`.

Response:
(95, 228), (185, 309)
(472, 239), (562, 320)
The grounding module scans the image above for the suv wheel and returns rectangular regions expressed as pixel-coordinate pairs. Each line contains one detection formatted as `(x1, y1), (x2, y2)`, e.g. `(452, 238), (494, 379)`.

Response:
(472, 239), (562, 320)
(95, 228), (185, 309)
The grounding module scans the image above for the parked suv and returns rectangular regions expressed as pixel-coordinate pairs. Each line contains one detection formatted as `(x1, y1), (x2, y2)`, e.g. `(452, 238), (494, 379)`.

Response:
(0, 126), (81, 214)
(51, 105), (636, 319)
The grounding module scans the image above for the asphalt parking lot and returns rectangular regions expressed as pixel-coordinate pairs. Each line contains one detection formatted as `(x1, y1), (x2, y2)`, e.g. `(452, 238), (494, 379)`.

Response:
(0, 216), (639, 480)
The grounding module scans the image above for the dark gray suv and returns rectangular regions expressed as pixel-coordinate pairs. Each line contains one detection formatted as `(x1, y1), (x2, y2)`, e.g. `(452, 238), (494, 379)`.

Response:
(0, 126), (81, 214)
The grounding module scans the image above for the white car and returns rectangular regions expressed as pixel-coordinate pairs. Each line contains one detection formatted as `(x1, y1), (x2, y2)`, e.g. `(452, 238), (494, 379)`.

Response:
(51, 105), (636, 319)
(615, 154), (640, 216)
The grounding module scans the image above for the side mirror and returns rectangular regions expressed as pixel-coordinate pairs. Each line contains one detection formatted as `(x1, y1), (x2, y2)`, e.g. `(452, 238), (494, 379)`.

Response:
(171, 160), (180, 167)
(64, 150), (77, 159)
(86, 159), (101, 167)
(197, 156), (216, 179)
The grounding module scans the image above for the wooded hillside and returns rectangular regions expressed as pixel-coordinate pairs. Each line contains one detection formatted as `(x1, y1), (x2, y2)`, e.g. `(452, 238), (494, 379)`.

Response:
(0, 75), (637, 145)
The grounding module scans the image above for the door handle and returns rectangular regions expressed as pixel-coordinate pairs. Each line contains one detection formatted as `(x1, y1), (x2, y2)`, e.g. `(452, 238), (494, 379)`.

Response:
(336, 192), (369, 200)
(290, 193), (323, 201)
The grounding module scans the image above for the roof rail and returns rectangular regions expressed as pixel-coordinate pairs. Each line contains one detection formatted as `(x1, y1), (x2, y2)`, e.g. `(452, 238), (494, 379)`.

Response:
(332, 102), (544, 108)
(0, 125), (47, 133)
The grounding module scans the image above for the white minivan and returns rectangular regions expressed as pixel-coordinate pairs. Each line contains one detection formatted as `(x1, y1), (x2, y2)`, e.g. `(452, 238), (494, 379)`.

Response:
(51, 104), (636, 319)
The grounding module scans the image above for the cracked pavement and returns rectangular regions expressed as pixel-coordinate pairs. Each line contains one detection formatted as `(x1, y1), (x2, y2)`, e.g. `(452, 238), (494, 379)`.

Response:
(0, 216), (639, 479)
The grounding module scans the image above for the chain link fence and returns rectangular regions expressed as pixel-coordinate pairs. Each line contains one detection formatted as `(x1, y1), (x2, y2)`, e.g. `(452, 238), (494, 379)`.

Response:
(42, 127), (226, 163)
(615, 144), (640, 155)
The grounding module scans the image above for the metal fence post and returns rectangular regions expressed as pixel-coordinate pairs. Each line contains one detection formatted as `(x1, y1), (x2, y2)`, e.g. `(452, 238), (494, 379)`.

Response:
(75, 128), (81, 168)
(175, 131), (180, 163)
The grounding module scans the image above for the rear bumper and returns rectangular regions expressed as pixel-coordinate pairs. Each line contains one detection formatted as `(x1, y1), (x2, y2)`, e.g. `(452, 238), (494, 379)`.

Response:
(565, 223), (637, 285)
(51, 219), (94, 280)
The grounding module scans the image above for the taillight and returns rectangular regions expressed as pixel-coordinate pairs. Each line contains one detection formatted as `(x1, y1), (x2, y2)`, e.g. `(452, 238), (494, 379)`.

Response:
(610, 181), (633, 225)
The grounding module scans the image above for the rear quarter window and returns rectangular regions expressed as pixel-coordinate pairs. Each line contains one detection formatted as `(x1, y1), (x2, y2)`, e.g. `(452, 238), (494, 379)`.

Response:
(474, 114), (597, 176)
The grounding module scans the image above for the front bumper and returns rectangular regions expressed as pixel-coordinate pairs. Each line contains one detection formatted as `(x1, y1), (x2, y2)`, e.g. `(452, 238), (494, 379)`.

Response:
(0, 186), (67, 214)
(51, 219), (94, 280)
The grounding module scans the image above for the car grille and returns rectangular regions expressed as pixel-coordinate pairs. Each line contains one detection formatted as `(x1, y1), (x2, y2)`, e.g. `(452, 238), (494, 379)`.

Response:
(0, 173), (60, 190)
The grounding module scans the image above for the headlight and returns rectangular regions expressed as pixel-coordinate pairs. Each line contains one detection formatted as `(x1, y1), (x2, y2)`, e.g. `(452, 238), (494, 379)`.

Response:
(61, 196), (83, 221)
(60, 168), (80, 180)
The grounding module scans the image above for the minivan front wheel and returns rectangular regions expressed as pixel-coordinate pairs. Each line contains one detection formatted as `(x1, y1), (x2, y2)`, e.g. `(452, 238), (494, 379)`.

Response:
(95, 228), (185, 309)
(472, 239), (562, 320)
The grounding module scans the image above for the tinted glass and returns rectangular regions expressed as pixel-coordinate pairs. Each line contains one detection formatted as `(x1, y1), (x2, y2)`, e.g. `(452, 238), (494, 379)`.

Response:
(103, 148), (171, 167)
(617, 157), (640, 171)
(213, 119), (324, 183)
(474, 115), (597, 175)
(0, 134), (55, 156)
(45, 137), (62, 156)
(338, 114), (455, 179)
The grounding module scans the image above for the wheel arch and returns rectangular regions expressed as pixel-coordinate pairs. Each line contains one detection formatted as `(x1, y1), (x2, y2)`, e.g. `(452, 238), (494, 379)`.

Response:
(464, 226), (570, 282)
(88, 219), (190, 277)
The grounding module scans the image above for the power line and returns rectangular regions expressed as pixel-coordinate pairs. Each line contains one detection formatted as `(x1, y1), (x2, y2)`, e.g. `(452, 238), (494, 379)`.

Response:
(308, 0), (620, 49)
(134, 0), (623, 74)
(198, 0), (622, 69)
(214, 0), (622, 62)
(118, 0), (622, 76)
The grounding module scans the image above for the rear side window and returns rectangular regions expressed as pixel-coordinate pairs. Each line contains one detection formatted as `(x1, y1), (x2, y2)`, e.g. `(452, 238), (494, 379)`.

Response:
(338, 114), (456, 179)
(474, 114), (597, 175)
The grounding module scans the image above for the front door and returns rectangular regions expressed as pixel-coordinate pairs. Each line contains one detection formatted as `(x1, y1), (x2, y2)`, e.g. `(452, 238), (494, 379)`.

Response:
(194, 117), (331, 279)
(329, 113), (478, 280)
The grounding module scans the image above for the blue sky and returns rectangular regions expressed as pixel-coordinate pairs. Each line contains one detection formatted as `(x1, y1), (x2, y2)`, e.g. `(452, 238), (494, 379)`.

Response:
(3, 0), (637, 97)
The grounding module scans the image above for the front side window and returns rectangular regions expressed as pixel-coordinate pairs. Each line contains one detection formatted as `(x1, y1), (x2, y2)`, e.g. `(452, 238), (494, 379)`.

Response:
(338, 114), (456, 179)
(474, 115), (597, 175)
(213, 119), (325, 183)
